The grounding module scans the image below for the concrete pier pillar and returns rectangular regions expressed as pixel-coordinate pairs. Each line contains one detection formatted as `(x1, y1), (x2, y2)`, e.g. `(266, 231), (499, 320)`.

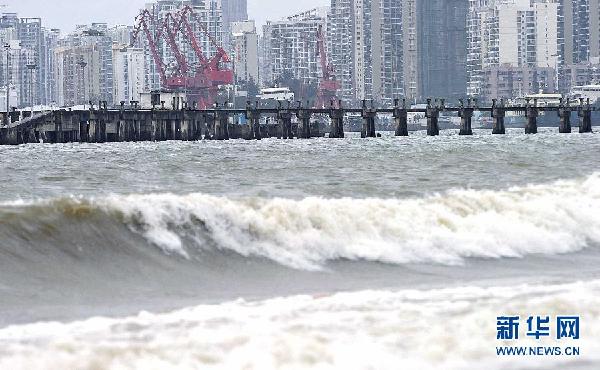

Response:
(426, 98), (441, 136)
(117, 113), (125, 142)
(214, 110), (230, 140)
(361, 100), (377, 138)
(245, 102), (261, 140)
(54, 111), (64, 143)
(94, 103), (107, 143)
(277, 110), (293, 139)
(169, 119), (176, 140)
(558, 98), (572, 134)
(150, 112), (158, 142)
(578, 98), (593, 133)
(393, 99), (408, 136)
(296, 107), (312, 139)
(182, 110), (191, 141)
(458, 98), (474, 136)
(88, 110), (97, 143)
(328, 102), (344, 138)
(159, 119), (166, 141)
(492, 99), (506, 134)
(525, 98), (538, 134)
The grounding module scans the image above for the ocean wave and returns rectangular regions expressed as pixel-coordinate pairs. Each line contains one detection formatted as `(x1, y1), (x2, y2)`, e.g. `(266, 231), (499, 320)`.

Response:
(1, 173), (600, 270)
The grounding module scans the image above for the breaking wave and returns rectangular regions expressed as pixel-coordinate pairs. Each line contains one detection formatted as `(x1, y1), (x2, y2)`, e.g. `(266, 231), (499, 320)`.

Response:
(1, 173), (599, 270)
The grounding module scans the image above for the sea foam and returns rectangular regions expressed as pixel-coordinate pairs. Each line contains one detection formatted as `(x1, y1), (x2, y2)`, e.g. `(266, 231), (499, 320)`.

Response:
(1, 280), (599, 370)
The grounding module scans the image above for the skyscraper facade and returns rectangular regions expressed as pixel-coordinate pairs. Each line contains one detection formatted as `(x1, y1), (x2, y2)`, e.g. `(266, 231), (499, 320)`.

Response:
(219, 0), (248, 49)
(262, 7), (328, 89)
(329, 0), (402, 106)
(0, 12), (56, 108)
(416, 0), (468, 100)
(467, 0), (560, 100)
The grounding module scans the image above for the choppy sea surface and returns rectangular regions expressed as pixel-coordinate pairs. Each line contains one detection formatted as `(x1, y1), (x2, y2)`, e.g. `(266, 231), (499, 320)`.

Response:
(0, 129), (599, 369)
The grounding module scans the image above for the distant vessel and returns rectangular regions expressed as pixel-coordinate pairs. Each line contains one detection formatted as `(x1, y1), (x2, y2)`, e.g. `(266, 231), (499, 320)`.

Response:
(570, 84), (600, 104)
(257, 87), (295, 107)
(505, 92), (563, 127)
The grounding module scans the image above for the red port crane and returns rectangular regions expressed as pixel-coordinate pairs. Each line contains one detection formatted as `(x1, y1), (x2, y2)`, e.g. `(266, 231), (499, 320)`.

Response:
(132, 5), (233, 109)
(315, 24), (340, 108)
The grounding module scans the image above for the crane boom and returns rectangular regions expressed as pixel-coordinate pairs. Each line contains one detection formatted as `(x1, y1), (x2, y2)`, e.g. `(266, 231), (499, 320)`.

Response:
(315, 24), (340, 108)
(131, 10), (167, 84)
(131, 6), (233, 109)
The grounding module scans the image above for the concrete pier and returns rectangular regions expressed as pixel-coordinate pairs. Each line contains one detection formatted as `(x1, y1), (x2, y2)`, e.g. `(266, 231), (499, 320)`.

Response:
(491, 99), (506, 135)
(361, 100), (377, 138)
(579, 99), (593, 133)
(277, 108), (294, 139)
(245, 102), (261, 140)
(296, 104), (312, 139)
(2, 99), (598, 146)
(393, 99), (409, 136)
(458, 98), (474, 136)
(426, 99), (441, 136)
(329, 106), (344, 138)
(558, 98), (572, 134)
(525, 98), (538, 134)
(215, 106), (230, 140)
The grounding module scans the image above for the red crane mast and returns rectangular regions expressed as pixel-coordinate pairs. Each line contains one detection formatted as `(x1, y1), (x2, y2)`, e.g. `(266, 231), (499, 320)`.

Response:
(316, 24), (340, 108)
(132, 5), (233, 108)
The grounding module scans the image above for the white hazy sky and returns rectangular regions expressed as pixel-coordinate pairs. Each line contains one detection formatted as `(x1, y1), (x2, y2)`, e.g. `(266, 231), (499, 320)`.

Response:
(3, 0), (329, 33)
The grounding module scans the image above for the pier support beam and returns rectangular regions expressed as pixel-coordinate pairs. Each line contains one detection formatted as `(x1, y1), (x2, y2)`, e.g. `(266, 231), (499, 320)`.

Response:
(277, 103), (294, 139)
(329, 103), (344, 138)
(458, 99), (474, 136)
(215, 105), (230, 140)
(361, 100), (377, 138)
(492, 99), (506, 134)
(558, 98), (572, 134)
(245, 102), (261, 140)
(426, 98), (442, 136)
(578, 98), (593, 133)
(525, 98), (538, 134)
(296, 104), (312, 139)
(393, 99), (408, 136)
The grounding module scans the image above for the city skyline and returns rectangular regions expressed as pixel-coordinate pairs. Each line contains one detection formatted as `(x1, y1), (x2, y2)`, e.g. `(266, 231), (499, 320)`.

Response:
(3, 0), (329, 32)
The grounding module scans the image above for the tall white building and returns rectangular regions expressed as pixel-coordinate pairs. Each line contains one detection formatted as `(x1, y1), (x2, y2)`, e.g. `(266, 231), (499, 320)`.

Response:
(218, 0), (248, 50)
(231, 20), (259, 84)
(262, 7), (328, 89)
(329, 0), (403, 105)
(113, 46), (145, 104)
(467, 0), (559, 98)
(0, 12), (57, 108)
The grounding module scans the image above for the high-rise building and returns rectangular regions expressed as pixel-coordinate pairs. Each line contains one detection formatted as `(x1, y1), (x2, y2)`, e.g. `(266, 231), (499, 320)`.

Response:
(329, 0), (402, 105)
(218, 0), (248, 49)
(467, 0), (559, 100)
(558, 0), (600, 65)
(415, 0), (468, 101)
(0, 12), (56, 108)
(231, 20), (259, 85)
(54, 44), (101, 107)
(41, 28), (61, 105)
(262, 7), (328, 91)
(557, 0), (600, 92)
(113, 46), (145, 104)
(57, 23), (115, 106)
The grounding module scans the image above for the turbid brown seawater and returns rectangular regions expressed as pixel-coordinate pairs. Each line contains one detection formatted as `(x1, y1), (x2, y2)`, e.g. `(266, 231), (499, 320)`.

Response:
(0, 129), (599, 369)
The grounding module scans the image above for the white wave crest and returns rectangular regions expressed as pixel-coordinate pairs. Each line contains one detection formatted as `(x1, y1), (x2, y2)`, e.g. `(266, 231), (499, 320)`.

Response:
(98, 173), (600, 270)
